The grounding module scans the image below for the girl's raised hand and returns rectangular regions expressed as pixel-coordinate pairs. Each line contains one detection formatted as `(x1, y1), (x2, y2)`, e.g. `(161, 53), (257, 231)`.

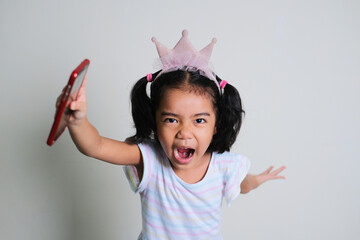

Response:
(68, 76), (87, 125)
(55, 76), (88, 126)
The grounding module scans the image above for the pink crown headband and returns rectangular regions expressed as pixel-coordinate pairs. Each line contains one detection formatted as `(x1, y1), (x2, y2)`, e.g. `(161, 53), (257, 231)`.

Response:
(150, 30), (227, 91)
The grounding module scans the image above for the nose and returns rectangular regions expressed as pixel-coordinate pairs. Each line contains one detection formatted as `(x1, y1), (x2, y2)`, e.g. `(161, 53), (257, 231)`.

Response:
(176, 123), (193, 140)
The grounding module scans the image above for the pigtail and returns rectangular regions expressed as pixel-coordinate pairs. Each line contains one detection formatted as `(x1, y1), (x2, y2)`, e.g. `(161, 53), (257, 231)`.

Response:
(127, 73), (158, 144)
(211, 77), (244, 153)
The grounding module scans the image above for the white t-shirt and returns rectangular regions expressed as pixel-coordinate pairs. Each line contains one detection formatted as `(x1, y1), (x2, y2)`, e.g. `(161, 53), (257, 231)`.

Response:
(124, 141), (250, 240)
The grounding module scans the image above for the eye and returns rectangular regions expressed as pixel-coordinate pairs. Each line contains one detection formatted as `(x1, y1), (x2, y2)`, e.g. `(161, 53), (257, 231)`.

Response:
(194, 118), (206, 124)
(165, 118), (178, 123)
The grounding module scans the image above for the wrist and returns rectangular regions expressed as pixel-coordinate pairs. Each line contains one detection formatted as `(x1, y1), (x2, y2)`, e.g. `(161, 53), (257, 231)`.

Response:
(241, 174), (258, 194)
(68, 116), (87, 130)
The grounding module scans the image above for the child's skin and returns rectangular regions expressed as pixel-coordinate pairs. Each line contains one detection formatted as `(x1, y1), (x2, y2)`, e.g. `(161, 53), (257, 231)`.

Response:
(60, 77), (285, 194)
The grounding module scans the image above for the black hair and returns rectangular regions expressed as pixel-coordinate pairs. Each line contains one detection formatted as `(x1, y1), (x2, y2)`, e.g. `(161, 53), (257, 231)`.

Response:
(127, 69), (244, 153)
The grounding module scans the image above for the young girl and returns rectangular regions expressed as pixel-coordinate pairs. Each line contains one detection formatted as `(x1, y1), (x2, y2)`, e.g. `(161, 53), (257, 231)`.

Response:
(64, 30), (285, 239)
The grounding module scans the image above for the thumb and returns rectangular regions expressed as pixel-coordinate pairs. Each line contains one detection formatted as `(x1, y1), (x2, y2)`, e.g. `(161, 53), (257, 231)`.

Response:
(76, 75), (87, 102)
(69, 100), (87, 120)
(70, 100), (86, 112)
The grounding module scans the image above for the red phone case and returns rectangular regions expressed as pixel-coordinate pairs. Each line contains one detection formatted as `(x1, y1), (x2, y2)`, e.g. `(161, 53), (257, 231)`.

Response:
(47, 59), (90, 146)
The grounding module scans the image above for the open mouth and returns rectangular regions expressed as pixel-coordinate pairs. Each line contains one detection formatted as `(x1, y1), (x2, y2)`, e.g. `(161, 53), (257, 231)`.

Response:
(174, 147), (195, 164)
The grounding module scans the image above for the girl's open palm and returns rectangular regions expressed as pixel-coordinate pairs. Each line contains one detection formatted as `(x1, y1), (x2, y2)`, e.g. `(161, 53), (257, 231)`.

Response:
(241, 166), (286, 193)
(256, 166), (286, 186)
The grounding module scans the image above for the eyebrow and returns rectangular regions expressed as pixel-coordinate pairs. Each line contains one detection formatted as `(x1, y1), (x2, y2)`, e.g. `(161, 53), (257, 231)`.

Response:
(160, 112), (211, 117)
(194, 113), (211, 117)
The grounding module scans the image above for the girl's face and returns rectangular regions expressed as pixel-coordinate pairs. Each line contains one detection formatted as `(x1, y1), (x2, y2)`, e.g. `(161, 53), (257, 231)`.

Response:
(155, 88), (217, 173)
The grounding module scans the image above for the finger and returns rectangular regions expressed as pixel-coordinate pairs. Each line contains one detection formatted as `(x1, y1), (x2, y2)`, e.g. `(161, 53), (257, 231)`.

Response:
(268, 175), (286, 181)
(82, 73), (87, 88)
(56, 95), (62, 108)
(77, 86), (86, 101)
(79, 74), (87, 94)
(76, 80), (87, 102)
(270, 166), (286, 176)
(260, 166), (274, 175)
(55, 85), (69, 108)
(261, 173), (286, 182)
(61, 85), (68, 93)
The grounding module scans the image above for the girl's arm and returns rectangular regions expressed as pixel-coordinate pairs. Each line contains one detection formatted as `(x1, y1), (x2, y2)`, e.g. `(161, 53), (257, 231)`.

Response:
(68, 116), (141, 166)
(240, 166), (286, 194)
(59, 78), (142, 167)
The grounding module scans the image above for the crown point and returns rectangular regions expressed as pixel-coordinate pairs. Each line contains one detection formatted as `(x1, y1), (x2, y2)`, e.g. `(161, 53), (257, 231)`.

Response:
(151, 37), (157, 43)
(212, 38), (217, 44)
(182, 30), (189, 37)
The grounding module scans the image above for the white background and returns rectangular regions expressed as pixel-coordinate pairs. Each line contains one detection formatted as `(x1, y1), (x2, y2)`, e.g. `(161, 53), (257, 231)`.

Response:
(1, 0), (359, 239)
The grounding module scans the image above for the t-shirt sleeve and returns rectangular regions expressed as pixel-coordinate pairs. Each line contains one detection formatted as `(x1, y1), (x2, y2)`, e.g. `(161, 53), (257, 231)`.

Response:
(223, 154), (251, 206)
(123, 142), (154, 193)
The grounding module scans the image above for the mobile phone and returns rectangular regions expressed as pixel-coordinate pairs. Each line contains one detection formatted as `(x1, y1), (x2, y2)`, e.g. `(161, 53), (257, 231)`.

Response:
(47, 59), (90, 146)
